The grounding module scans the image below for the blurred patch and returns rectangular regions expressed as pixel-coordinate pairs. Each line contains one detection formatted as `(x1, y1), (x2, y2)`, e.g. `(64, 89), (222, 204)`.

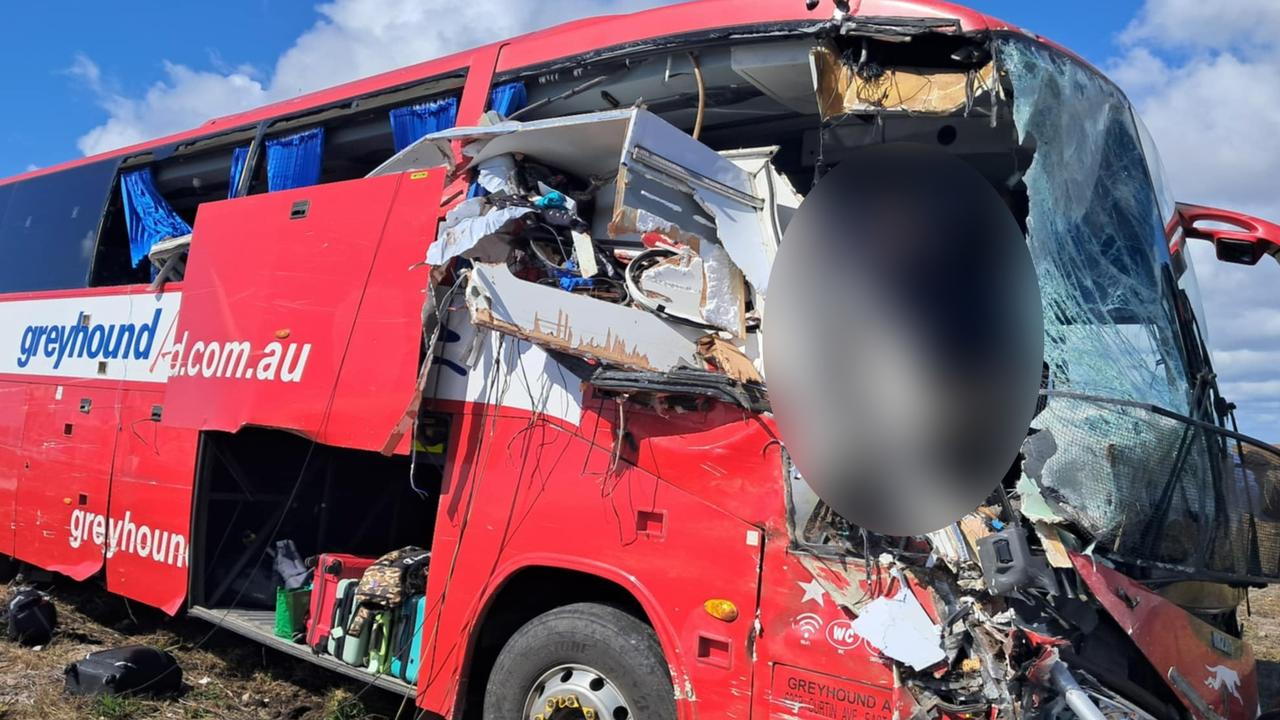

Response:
(764, 144), (1043, 536)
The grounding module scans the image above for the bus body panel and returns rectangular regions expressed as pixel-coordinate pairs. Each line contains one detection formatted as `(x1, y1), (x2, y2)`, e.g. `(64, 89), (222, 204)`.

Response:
(15, 381), (119, 580)
(416, 405), (766, 718)
(327, 170), (447, 455)
(0, 381), (27, 555)
(165, 171), (444, 451)
(104, 387), (198, 615)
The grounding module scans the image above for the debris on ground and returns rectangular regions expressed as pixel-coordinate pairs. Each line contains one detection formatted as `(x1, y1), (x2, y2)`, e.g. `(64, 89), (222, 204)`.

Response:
(64, 645), (183, 698)
(6, 588), (57, 646)
(0, 577), (409, 719)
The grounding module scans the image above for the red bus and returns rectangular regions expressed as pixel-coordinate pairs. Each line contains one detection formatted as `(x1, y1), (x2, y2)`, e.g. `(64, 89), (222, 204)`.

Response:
(2, 1), (1279, 718)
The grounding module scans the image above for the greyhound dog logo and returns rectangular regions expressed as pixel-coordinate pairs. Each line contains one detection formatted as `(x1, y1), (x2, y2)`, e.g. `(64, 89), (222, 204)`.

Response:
(1204, 665), (1242, 703)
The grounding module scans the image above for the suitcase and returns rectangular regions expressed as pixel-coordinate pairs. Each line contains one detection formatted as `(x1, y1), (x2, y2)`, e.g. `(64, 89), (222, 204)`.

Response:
(327, 579), (370, 666)
(389, 595), (426, 684)
(366, 609), (394, 675)
(306, 554), (375, 654)
(64, 645), (182, 697)
(6, 589), (56, 646)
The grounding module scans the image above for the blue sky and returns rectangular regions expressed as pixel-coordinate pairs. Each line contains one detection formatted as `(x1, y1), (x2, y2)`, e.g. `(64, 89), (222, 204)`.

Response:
(0, 0), (1140, 178)
(1, 0), (1276, 438)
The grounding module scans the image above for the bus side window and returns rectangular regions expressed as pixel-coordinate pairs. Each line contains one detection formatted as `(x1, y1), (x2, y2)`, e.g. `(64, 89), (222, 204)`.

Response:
(92, 143), (246, 287)
(0, 159), (119, 294)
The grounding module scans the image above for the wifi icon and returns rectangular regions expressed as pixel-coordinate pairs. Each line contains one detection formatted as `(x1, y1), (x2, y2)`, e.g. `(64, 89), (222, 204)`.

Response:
(793, 613), (823, 644)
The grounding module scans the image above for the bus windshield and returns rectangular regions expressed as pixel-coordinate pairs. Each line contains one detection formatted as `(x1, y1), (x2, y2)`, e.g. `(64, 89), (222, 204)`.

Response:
(997, 34), (1198, 416)
(999, 35), (1280, 582)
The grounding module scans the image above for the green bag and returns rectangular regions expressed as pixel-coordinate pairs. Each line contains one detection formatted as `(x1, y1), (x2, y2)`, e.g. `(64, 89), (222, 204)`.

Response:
(275, 585), (312, 640)
(366, 610), (394, 674)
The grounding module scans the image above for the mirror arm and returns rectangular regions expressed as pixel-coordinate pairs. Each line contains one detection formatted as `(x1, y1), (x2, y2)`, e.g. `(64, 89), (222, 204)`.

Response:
(1175, 202), (1280, 266)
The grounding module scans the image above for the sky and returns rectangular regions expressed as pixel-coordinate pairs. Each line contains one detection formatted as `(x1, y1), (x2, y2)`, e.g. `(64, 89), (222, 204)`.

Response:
(0, 0), (1276, 439)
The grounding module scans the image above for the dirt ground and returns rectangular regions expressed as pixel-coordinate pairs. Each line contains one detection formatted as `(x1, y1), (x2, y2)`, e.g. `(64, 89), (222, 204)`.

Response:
(0, 576), (409, 720)
(1243, 584), (1280, 710)
(0, 577), (1277, 719)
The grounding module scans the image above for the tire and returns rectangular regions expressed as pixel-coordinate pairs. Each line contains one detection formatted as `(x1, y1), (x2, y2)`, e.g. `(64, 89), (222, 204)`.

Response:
(483, 602), (676, 720)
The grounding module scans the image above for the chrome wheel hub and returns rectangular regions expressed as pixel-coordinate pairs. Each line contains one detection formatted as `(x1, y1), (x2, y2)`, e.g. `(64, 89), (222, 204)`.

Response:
(524, 663), (633, 720)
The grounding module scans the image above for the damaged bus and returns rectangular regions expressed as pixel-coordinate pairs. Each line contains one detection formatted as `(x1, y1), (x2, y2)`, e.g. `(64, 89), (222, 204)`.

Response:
(2, 0), (1280, 718)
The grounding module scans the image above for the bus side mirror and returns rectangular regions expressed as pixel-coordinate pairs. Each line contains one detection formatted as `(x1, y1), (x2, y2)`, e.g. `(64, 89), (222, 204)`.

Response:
(1176, 202), (1280, 267)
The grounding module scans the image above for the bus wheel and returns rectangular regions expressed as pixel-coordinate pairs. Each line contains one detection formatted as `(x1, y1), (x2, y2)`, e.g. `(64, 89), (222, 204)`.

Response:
(483, 602), (676, 720)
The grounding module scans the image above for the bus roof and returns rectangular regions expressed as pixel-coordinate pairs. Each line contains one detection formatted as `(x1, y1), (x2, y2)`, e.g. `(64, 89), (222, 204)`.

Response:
(3, 0), (1014, 189)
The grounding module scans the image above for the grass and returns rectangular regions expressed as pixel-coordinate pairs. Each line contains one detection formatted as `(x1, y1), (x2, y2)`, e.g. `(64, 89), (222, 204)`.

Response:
(91, 695), (146, 720)
(0, 576), (407, 720)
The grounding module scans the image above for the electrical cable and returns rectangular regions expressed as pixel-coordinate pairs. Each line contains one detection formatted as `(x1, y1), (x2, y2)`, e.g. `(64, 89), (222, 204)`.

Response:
(688, 52), (706, 141)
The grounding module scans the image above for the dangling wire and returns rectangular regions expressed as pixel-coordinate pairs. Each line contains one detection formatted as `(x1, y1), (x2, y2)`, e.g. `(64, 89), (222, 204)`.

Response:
(688, 52), (706, 141)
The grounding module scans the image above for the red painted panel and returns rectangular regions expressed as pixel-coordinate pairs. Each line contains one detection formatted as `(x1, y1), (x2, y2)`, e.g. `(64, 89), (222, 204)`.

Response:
(0, 381), (28, 555)
(416, 411), (762, 718)
(105, 389), (198, 615)
(165, 174), (432, 448)
(15, 383), (119, 580)
(1074, 555), (1259, 719)
(769, 665), (895, 720)
(495, 0), (995, 73)
(327, 170), (445, 453)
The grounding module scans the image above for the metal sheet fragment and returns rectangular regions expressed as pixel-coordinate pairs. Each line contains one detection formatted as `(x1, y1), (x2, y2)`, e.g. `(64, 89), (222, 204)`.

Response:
(464, 262), (704, 372)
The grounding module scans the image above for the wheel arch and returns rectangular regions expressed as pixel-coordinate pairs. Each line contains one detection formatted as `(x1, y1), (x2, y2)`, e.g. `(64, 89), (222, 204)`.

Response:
(458, 555), (688, 719)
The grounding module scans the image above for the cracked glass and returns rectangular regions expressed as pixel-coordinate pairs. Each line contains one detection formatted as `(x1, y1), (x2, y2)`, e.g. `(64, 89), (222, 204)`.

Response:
(998, 35), (1193, 414)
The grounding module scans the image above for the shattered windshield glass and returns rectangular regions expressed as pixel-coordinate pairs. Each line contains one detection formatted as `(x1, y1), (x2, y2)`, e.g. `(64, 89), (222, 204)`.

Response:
(997, 36), (1194, 414)
(1024, 393), (1280, 582)
(999, 36), (1280, 581)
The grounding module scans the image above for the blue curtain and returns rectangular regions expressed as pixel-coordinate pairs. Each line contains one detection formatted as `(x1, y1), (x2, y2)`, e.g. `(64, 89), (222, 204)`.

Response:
(228, 145), (250, 198)
(489, 81), (528, 118)
(121, 168), (192, 268)
(466, 82), (530, 199)
(390, 96), (459, 153)
(266, 127), (325, 192)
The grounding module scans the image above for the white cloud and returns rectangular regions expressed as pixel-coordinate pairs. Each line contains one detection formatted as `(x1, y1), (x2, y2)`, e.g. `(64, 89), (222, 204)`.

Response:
(1110, 0), (1280, 439)
(76, 62), (266, 156)
(1119, 0), (1280, 51)
(73, 0), (671, 156)
(66, 53), (104, 94)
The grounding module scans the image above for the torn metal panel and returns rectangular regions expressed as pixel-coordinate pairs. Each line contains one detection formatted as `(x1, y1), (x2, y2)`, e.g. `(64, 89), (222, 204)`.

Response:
(722, 145), (805, 266)
(428, 197), (534, 266)
(811, 45), (995, 120)
(699, 239), (746, 334)
(848, 571), (946, 671)
(693, 190), (771, 297)
(621, 108), (756, 198)
(624, 243), (746, 335)
(609, 166), (717, 248)
(464, 261), (705, 373)
(632, 248), (709, 324)
(435, 301), (585, 426)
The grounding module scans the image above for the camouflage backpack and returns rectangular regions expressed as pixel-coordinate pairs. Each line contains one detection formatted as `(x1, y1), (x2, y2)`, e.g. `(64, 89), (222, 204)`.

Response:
(346, 546), (430, 636)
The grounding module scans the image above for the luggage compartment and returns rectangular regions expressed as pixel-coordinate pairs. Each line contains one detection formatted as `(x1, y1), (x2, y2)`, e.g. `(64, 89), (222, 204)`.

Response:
(187, 419), (447, 694)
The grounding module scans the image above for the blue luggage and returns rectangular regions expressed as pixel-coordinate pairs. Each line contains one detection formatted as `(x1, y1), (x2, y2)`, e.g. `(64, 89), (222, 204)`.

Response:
(389, 595), (425, 684)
